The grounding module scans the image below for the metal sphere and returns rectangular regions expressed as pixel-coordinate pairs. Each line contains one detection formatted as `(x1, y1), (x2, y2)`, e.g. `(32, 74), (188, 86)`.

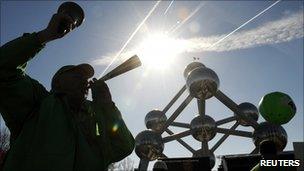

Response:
(145, 110), (167, 132)
(153, 160), (168, 170)
(186, 67), (219, 100)
(135, 130), (164, 161)
(193, 150), (215, 168)
(183, 62), (205, 79)
(190, 115), (217, 142)
(253, 122), (287, 152)
(235, 102), (259, 126)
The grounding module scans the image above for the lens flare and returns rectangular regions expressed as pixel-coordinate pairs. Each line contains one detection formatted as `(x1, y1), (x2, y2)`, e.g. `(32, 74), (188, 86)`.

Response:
(112, 123), (119, 133)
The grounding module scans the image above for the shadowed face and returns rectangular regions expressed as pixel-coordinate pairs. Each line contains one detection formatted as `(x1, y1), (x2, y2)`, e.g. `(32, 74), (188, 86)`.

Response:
(57, 70), (89, 103)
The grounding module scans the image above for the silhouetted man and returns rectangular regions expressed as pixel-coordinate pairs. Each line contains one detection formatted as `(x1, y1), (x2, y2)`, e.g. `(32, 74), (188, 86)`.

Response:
(0, 8), (134, 171)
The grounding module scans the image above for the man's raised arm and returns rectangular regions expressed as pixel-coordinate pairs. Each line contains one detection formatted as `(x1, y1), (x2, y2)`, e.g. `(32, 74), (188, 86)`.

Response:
(0, 12), (74, 71)
(0, 32), (49, 140)
(0, 13), (74, 139)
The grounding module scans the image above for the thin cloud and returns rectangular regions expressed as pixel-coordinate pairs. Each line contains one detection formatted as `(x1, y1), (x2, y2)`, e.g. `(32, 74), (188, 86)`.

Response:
(93, 11), (303, 66)
(188, 11), (303, 52)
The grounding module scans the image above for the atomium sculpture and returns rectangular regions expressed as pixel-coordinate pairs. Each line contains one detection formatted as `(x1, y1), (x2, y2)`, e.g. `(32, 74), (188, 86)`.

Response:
(235, 102), (259, 127)
(252, 122), (287, 152)
(190, 115), (216, 142)
(145, 110), (167, 132)
(186, 63), (219, 99)
(135, 130), (164, 161)
(135, 62), (295, 171)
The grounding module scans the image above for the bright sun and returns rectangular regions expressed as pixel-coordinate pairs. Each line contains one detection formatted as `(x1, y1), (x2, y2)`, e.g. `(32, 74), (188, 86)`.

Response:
(137, 32), (186, 70)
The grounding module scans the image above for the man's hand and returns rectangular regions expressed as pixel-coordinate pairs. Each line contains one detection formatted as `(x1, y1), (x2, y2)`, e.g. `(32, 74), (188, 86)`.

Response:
(37, 13), (74, 44)
(90, 78), (113, 104)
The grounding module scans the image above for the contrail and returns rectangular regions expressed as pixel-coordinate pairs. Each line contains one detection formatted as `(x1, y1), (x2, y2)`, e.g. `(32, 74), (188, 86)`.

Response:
(169, 2), (205, 34)
(210, 0), (281, 48)
(164, 0), (174, 15)
(99, 1), (161, 78)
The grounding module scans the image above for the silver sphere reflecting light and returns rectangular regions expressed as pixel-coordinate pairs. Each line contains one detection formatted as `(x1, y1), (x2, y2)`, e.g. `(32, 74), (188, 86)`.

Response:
(235, 102), (259, 126)
(186, 67), (219, 100)
(253, 122), (287, 152)
(145, 110), (167, 132)
(183, 62), (205, 79)
(190, 115), (217, 142)
(135, 130), (164, 161)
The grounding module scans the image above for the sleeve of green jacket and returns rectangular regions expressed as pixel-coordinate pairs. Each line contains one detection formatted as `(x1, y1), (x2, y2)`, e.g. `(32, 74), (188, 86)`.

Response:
(92, 100), (135, 164)
(251, 164), (259, 171)
(0, 33), (49, 140)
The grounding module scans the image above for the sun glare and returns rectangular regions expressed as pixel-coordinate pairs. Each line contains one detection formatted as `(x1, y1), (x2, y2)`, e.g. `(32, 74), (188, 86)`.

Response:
(137, 33), (186, 70)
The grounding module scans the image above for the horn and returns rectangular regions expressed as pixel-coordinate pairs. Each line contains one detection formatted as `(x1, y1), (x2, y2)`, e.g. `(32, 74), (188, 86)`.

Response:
(57, 2), (85, 34)
(100, 55), (142, 81)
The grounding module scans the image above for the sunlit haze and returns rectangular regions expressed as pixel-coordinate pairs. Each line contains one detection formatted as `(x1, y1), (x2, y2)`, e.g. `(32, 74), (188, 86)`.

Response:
(137, 32), (187, 70)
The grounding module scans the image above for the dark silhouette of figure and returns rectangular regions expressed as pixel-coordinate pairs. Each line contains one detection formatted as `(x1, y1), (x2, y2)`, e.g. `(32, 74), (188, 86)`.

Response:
(0, 7), (134, 171)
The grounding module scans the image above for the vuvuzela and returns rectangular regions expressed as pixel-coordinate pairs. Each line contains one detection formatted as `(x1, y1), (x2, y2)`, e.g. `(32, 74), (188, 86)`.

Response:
(100, 55), (141, 81)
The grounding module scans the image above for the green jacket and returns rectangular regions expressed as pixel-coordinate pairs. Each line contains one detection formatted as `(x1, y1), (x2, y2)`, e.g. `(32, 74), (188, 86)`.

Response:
(0, 33), (135, 171)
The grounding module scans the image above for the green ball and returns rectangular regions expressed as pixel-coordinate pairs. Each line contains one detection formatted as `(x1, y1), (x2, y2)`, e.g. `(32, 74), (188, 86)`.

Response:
(258, 92), (296, 125)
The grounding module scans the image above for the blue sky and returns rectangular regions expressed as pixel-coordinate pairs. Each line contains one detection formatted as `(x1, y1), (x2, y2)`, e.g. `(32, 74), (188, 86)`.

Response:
(1, 1), (303, 170)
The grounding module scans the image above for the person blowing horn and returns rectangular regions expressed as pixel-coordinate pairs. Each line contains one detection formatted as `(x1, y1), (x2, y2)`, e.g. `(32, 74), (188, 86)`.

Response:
(0, 2), (134, 171)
